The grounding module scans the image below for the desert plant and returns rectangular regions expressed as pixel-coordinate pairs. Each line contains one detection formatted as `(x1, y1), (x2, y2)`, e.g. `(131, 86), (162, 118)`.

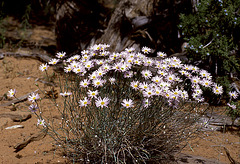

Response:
(10, 44), (223, 163)
(178, 0), (240, 93)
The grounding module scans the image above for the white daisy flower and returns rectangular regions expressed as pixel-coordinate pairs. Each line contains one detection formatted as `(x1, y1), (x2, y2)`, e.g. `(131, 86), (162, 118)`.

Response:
(109, 77), (116, 84)
(8, 89), (16, 98)
(80, 79), (90, 88)
(28, 93), (40, 102)
(95, 97), (110, 108)
(37, 119), (46, 127)
(79, 97), (90, 107)
(92, 78), (105, 88)
(87, 90), (99, 98)
(229, 91), (238, 99)
(39, 63), (49, 72)
(157, 51), (167, 58)
(141, 69), (152, 79)
(56, 52), (66, 59)
(60, 92), (72, 97)
(48, 58), (59, 65)
(121, 99), (134, 108)
(142, 46), (152, 54)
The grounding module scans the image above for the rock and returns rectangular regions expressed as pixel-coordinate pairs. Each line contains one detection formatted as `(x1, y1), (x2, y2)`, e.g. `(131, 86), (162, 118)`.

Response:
(5, 125), (24, 129)
(0, 111), (32, 122)
(175, 153), (225, 164)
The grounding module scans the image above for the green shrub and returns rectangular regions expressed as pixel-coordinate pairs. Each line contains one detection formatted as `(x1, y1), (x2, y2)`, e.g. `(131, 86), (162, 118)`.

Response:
(179, 0), (240, 92)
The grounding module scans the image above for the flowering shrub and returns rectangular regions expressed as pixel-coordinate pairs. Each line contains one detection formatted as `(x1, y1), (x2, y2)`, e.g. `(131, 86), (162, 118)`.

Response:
(227, 91), (240, 125)
(9, 44), (223, 163)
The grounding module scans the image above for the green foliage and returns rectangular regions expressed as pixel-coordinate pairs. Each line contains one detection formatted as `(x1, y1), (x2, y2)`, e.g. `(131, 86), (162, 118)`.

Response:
(0, 1), (6, 48)
(179, 0), (240, 78)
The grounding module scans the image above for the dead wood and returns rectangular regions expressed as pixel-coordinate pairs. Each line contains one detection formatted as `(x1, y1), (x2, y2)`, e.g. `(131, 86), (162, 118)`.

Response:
(0, 51), (52, 63)
(0, 113), (31, 122)
(0, 89), (39, 107)
(14, 129), (48, 152)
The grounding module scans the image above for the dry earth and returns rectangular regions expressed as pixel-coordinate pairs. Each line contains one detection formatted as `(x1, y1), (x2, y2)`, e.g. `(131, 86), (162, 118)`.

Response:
(0, 17), (239, 164)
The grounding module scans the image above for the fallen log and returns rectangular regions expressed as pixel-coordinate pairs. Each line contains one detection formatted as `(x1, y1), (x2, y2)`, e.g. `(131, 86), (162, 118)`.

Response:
(14, 129), (48, 152)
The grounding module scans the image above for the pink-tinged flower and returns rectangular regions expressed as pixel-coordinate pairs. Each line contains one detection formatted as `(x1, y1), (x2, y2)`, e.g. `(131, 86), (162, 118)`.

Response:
(29, 104), (38, 113)
(141, 69), (152, 79)
(119, 63), (128, 72)
(170, 57), (181, 65)
(227, 103), (236, 109)
(79, 97), (90, 107)
(181, 91), (189, 100)
(89, 72), (98, 80)
(125, 47), (135, 53)
(28, 93), (40, 102)
(80, 79), (90, 88)
(152, 76), (162, 83)
(8, 89), (16, 98)
(39, 63), (49, 71)
(121, 99), (134, 108)
(144, 58), (154, 66)
(130, 81), (139, 90)
(191, 66), (199, 72)
(81, 50), (89, 55)
(70, 61), (80, 68)
(166, 74), (175, 82)
(142, 46), (152, 54)
(126, 57), (134, 64)
(143, 88), (155, 98)
(143, 98), (150, 108)
(194, 88), (203, 95)
(92, 78), (105, 88)
(60, 92), (72, 97)
(212, 84), (223, 95)
(87, 90), (99, 98)
(109, 77), (116, 84)
(183, 64), (192, 71)
(56, 52), (66, 59)
(157, 51), (167, 58)
(37, 119), (46, 127)
(158, 70), (167, 77)
(95, 97), (110, 108)
(191, 76), (200, 84)
(201, 79), (212, 87)
(199, 70), (211, 79)
(124, 71), (133, 78)
(73, 66), (85, 74)
(96, 69), (105, 77)
(96, 59), (104, 65)
(139, 82), (149, 90)
(72, 55), (81, 60)
(64, 65), (72, 73)
(102, 64), (111, 72)
(160, 64), (168, 70)
(48, 58), (59, 65)
(229, 91), (238, 99)
(84, 61), (94, 70)
(100, 51), (109, 56)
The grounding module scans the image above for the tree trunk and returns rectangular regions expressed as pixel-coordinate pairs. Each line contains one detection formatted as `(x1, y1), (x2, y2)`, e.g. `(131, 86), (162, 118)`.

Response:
(55, 0), (192, 56)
